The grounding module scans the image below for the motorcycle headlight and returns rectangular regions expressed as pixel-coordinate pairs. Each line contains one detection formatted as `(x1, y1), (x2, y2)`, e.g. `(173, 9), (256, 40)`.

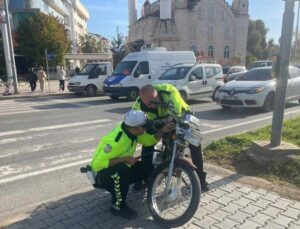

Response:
(184, 128), (203, 146)
(247, 87), (265, 94)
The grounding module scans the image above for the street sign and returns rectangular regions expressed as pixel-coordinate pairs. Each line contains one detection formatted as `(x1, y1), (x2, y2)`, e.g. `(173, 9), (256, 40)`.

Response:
(47, 53), (55, 61)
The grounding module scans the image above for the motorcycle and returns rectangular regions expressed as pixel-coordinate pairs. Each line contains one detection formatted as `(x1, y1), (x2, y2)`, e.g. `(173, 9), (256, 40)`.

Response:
(147, 101), (203, 228)
(80, 102), (203, 228)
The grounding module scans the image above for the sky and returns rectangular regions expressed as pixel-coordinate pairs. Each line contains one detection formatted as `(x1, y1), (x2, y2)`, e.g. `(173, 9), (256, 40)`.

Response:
(81, 0), (286, 43)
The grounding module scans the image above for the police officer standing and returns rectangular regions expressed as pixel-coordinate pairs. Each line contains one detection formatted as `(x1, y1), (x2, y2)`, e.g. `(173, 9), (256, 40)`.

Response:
(132, 84), (209, 192)
(90, 110), (158, 219)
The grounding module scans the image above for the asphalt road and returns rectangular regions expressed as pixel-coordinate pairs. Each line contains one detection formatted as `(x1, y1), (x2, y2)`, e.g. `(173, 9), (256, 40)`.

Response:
(0, 95), (300, 219)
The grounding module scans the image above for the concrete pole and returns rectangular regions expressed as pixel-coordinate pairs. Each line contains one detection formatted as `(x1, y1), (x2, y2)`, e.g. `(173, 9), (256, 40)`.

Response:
(271, 0), (295, 147)
(293, 1), (300, 60)
(4, 0), (19, 93)
(1, 10), (13, 83)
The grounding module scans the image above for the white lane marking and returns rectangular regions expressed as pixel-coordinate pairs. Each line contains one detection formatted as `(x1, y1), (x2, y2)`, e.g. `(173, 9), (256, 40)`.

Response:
(0, 109), (42, 116)
(0, 147), (144, 183)
(0, 159), (91, 185)
(0, 119), (112, 137)
(201, 123), (222, 128)
(202, 109), (300, 134)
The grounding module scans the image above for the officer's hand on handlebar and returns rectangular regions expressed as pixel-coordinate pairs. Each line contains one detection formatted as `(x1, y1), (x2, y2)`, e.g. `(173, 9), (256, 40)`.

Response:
(161, 122), (176, 133)
(123, 156), (139, 165)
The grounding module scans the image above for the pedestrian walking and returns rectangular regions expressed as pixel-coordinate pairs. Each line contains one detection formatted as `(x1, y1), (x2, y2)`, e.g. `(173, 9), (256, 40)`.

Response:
(36, 66), (47, 92)
(57, 65), (66, 91)
(27, 68), (38, 92)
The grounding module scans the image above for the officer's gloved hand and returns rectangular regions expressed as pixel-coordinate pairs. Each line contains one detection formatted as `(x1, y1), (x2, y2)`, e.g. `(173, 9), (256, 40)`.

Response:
(161, 123), (176, 133)
(153, 115), (176, 130)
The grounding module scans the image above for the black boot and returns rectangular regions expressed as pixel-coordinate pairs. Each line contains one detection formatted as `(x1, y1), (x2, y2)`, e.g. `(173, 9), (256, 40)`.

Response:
(198, 171), (209, 192)
(110, 204), (137, 219)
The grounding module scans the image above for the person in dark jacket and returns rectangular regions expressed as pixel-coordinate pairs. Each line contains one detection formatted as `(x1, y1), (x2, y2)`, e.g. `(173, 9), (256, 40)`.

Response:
(27, 68), (38, 92)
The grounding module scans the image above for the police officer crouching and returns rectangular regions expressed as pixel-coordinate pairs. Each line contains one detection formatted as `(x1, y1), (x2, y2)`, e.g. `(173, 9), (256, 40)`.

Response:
(89, 110), (154, 219)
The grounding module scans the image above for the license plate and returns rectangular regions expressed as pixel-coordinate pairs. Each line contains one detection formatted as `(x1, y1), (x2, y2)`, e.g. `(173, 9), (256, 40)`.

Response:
(224, 96), (238, 100)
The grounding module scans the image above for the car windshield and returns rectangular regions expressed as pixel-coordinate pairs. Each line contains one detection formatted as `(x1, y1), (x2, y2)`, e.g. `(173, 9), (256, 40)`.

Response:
(236, 68), (272, 81)
(222, 67), (230, 74)
(77, 64), (96, 75)
(159, 67), (192, 80)
(112, 61), (137, 75)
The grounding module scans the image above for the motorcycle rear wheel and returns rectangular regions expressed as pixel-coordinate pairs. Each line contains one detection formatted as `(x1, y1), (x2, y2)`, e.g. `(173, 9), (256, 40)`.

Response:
(147, 161), (201, 228)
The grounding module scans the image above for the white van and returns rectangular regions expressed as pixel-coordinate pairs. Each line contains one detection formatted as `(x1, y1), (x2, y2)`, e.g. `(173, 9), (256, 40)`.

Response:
(153, 63), (224, 101)
(103, 48), (196, 100)
(68, 62), (113, 96)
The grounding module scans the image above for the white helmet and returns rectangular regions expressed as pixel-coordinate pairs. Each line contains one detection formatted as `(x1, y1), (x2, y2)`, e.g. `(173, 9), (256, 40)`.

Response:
(124, 110), (152, 128)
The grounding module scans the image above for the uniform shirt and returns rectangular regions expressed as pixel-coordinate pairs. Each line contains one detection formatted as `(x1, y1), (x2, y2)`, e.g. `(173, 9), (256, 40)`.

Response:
(90, 123), (156, 172)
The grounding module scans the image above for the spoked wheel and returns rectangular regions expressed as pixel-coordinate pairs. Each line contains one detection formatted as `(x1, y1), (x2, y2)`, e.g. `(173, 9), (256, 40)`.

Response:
(147, 161), (201, 228)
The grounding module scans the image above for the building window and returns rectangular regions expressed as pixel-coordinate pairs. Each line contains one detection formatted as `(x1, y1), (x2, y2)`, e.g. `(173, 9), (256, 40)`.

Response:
(209, 6), (214, 21)
(224, 45), (230, 59)
(190, 25), (196, 40)
(191, 45), (197, 55)
(208, 26), (214, 39)
(225, 27), (230, 40)
(221, 10), (225, 20)
(208, 45), (214, 57)
(198, 7), (202, 19)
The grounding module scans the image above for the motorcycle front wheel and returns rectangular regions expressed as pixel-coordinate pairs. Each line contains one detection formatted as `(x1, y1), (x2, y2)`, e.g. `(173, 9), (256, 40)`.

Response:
(147, 160), (201, 228)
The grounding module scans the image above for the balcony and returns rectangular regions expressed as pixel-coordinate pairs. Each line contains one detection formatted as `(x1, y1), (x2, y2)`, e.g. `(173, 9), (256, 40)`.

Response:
(45, 0), (69, 16)
(75, 0), (89, 20)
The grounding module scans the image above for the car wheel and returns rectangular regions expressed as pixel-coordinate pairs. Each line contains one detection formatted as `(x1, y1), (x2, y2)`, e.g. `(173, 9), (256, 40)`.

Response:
(221, 105), (231, 110)
(110, 96), (119, 101)
(179, 90), (187, 102)
(212, 87), (220, 101)
(262, 92), (275, 112)
(127, 88), (139, 101)
(86, 85), (97, 97)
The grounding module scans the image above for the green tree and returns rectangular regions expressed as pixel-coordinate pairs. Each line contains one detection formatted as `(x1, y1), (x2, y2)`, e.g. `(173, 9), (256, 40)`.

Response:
(16, 12), (71, 66)
(111, 30), (126, 68)
(79, 34), (105, 53)
(246, 19), (277, 65)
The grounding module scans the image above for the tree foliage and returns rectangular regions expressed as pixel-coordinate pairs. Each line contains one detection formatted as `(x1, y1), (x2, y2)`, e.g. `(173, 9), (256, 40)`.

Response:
(16, 12), (71, 66)
(111, 31), (126, 68)
(246, 19), (279, 65)
(79, 34), (106, 53)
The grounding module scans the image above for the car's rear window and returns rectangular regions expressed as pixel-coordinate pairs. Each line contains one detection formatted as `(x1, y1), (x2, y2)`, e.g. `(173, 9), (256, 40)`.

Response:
(236, 68), (272, 81)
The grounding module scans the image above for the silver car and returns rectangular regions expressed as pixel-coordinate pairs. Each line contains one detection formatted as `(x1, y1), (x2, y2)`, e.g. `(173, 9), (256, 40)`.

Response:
(215, 66), (300, 112)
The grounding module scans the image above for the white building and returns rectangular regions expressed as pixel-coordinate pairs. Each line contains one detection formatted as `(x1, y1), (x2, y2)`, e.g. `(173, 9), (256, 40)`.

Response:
(9, 0), (89, 55)
(128, 0), (249, 65)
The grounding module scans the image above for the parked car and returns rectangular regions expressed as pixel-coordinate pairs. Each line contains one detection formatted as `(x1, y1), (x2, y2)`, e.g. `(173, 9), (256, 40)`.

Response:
(227, 66), (246, 75)
(248, 60), (272, 70)
(68, 62), (113, 96)
(153, 63), (224, 101)
(215, 66), (300, 112)
(224, 72), (245, 83)
(222, 66), (231, 75)
(103, 48), (196, 101)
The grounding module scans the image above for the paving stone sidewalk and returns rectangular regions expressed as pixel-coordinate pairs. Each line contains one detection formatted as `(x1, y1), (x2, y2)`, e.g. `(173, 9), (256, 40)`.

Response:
(1, 171), (299, 229)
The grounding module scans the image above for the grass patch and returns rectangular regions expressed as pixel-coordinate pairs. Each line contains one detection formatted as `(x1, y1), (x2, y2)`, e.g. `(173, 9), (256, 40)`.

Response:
(204, 117), (300, 187)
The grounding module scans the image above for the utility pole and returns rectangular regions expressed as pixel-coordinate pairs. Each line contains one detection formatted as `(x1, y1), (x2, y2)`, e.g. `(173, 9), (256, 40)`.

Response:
(293, 0), (300, 60)
(0, 7), (13, 83)
(4, 0), (19, 94)
(271, 0), (295, 147)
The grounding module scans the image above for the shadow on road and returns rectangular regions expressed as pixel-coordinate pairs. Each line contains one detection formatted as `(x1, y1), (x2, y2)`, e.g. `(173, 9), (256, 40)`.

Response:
(3, 174), (248, 229)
